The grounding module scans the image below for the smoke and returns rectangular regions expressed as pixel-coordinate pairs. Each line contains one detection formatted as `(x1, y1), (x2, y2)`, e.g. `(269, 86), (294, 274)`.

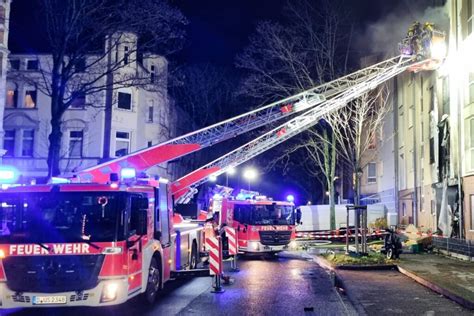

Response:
(355, 1), (449, 56)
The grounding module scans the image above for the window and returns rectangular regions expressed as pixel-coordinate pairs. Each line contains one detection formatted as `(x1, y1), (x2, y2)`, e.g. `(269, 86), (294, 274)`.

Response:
(367, 162), (377, 184)
(147, 141), (152, 148)
(117, 92), (131, 110)
(69, 131), (83, 157)
(24, 90), (37, 108)
(75, 58), (86, 72)
(70, 92), (86, 109)
(158, 182), (171, 244)
(442, 77), (450, 114)
(469, 72), (474, 104)
(9, 60), (20, 70)
(123, 46), (129, 65)
(368, 133), (376, 149)
(430, 137), (435, 164)
(471, 195), (474, 230)
(399, 111), (404, 147)
(150, 65), (155, 83)
(5, 89), (17, 108)
(21, 130), (34, 157)
(148, 103), (154, 122)
(470, 118), (474, 170)
(26, 60), (38, 70)
(399, 154), (405, 189)
(429, 86), (434, 112)
(115, 131), (130, 157)
(3, 130), (15, 157)
(159, 106), (166, 125)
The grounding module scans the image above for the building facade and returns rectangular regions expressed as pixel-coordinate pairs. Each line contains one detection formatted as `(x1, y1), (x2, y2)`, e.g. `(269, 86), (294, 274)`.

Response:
(391, 0), (473, 239)
(2, 31), (185, 182)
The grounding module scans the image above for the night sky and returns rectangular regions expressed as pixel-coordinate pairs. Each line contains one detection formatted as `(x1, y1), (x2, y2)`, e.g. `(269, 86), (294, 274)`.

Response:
(9, 0), (405, 62)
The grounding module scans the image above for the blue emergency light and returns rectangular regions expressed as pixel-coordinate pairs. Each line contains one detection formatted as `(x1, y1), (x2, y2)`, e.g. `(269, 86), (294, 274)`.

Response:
(0, 166), (19, 184)
(121, 168), (136, 179)
(286, 194), (295, 202)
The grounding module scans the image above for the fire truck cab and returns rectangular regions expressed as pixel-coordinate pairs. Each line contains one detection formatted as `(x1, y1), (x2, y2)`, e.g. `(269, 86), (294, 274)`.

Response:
(0, 169), (203, 308)
(210, 192), (297, 254)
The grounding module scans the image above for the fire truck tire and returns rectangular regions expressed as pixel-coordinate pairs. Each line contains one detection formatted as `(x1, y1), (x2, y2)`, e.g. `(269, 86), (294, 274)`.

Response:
(142, 256), (161, 304)
(190, 241), (198, 269)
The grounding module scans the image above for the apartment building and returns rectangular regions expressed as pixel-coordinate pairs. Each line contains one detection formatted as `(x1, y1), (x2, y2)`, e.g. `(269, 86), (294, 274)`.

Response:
(393, 0), (474, 239)
(2, 31), (185, 182)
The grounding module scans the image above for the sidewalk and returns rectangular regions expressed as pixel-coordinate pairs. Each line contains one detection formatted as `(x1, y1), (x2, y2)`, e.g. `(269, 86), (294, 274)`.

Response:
(397, 253), (474, 309)
(312, 250), (474, 310)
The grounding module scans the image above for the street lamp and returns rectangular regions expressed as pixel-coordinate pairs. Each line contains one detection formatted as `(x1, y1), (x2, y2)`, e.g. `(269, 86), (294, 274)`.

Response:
(243, 168), (257, 190)
(226, 166), (236, 187)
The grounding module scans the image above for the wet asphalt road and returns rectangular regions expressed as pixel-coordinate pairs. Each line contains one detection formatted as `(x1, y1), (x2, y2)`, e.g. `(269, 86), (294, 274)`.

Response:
(0, 254), (354, 316)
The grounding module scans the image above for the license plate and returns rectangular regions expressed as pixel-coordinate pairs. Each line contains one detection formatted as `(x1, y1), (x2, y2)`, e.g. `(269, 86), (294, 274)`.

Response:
(32, 295), (67, 305)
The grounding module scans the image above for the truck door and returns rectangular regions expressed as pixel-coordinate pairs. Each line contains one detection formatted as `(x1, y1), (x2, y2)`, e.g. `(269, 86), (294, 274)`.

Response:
(128, 194), (148, 292)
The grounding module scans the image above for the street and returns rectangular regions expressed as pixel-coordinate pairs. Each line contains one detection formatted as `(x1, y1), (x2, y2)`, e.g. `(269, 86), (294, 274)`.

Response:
(1, 255), (354, 316)
(1, 253), (472, 316)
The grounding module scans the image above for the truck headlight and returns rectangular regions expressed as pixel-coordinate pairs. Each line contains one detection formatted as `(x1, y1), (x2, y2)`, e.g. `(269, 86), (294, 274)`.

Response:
(249, 241), (259, 251)
(289, 241), (297, 249)
(101, 282), (119, 303)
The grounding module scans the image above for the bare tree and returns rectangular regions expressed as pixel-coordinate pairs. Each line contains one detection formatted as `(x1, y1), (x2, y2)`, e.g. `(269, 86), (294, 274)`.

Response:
(236, 0), (351, 105)
(326, 87), (391, 204)
(12, 0), (187, 178)
(236, 0), (352, 228)
(170, 63), (240, 174)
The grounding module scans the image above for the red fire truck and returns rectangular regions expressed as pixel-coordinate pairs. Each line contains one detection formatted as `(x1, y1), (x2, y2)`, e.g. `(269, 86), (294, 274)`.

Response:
(210, 193), (297, 254)
(0, 170), (204, 308)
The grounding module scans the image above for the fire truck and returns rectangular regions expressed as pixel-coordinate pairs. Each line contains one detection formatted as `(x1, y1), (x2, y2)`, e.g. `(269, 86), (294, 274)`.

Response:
(210, 192), (297, 254)
(0, 171), (205, 308)
(0, 23), (445, 308)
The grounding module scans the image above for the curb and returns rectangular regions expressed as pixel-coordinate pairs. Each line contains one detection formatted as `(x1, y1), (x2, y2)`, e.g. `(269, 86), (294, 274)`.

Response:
(313, 255), (368, 316)
(397, 265), (474, 310)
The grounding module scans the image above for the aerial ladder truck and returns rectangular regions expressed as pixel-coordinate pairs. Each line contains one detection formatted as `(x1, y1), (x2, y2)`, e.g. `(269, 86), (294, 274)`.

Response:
(0, 25), (445, 308)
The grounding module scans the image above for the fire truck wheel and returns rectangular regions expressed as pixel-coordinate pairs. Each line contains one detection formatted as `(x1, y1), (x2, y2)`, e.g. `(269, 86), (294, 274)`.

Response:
(143, 257), (161, 304)
(190, 241), (198, 269)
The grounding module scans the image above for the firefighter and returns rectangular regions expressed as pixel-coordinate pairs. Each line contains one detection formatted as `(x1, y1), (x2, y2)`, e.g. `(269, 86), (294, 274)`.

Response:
(406, 21), (423, 57)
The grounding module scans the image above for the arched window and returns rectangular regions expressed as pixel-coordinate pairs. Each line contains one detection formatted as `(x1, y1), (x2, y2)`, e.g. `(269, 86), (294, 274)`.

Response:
(5, 83), (18, 108)
(24, 86), (37, 108)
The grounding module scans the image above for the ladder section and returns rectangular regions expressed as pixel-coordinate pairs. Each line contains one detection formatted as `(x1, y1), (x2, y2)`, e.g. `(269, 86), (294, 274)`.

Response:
(172, 56), (414, 202)
(76, 56), (409, 183)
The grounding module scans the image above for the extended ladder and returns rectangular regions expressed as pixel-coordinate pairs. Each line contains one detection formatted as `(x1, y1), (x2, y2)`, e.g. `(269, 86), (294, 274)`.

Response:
(172, 55), (416, 202)
(76, 56), (412, 183)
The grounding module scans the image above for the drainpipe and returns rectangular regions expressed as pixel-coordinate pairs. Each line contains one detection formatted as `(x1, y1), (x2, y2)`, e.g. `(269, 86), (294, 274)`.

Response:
(394, 78), (400, 222)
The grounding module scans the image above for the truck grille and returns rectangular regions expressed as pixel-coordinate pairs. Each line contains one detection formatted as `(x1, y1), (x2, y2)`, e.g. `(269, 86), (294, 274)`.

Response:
(3, 255), (104, 293)
(259, 231), (292, 246)
(12, 294), (31, 303)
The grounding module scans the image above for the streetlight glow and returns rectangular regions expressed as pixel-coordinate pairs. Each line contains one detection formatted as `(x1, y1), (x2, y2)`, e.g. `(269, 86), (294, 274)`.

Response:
(243, 168), (257, 181)
(209, 175), (217, 182)
(226, 166), (236, 175)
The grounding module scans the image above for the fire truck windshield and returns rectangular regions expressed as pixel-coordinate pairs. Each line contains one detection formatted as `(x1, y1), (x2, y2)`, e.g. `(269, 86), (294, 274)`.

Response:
(234, 204), (295, 225)
(0, 192), (127, 243)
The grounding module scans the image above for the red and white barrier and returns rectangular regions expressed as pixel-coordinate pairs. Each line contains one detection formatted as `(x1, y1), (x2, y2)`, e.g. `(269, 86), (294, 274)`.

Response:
(225, 226), (237, 255)
(296, 230), (386, 240)
(206, 237), (222, 276)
